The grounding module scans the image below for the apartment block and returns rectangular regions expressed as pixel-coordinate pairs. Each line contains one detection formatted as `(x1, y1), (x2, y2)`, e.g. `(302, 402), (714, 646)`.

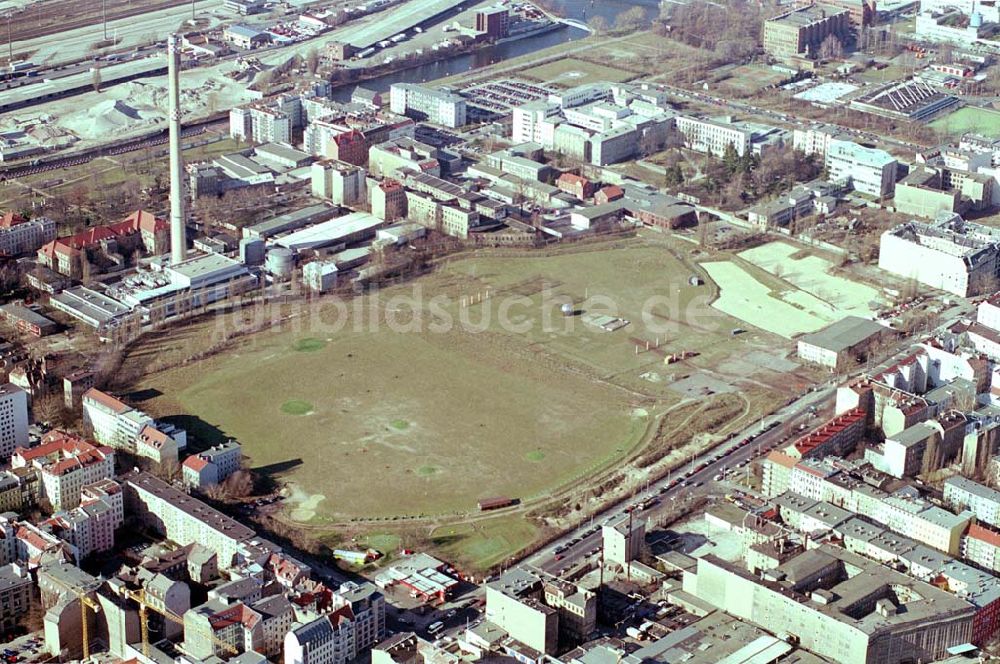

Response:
(12, 431), (115, 511)
(284, 581), (385, 664)
(371, 179), (407, 221)
(878, 216), (1000, 297)
(123, 471), (256, 569)
(944, 476), (1000, 528)
(0, 564), (31, 635)
(602, 515), (645, 566)
(389, 84), (466, 128)
(0, 383), (28, 461)
(312, 160), (366, 206)
(82, 388), (184, 461)
(182, 441), (243, 489)
(685, 546), (975, 664)
(0, 212), (56, 256)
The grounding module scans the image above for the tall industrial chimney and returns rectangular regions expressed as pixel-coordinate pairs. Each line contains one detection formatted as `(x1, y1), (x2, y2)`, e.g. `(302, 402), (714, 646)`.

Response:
(167, 34), (187, 266)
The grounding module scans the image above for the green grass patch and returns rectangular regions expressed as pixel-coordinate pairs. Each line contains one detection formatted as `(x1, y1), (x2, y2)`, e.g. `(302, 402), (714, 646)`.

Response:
(389, 419), (410, 431)
(930, 106), (1000, 138)
(416, 465), (440, 477)
(430, 517), (538, 570)
(360, 532), (401, 554)
(525, 450), (546, 462)
(281, 400), (314, 415)
(521, 57), (636, 87)
(293, 337), (327, 352)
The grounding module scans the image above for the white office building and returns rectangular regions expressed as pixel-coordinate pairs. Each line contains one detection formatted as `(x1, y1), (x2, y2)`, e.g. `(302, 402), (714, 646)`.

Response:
(312, 160), (366, 206)
(825, 138), (897, 198)
(0, 214), (56, 256)
(0, 384), (27, 461)
(389, 84), (466, 128)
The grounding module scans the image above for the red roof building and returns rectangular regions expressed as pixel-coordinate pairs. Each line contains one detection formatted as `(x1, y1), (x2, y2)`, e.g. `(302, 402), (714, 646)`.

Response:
(36, 209), (169, 278)
(595, 185), (625, 205)
(556, 173), (596, 200)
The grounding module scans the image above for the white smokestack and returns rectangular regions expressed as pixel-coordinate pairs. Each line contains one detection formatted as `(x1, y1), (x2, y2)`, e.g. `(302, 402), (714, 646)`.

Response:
(167, 34), (187, 266)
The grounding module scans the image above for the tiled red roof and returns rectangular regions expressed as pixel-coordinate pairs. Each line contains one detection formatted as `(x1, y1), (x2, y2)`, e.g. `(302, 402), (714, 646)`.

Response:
(15, 430), (111, 475)
(765, 450), (797, 469)
(0, 212), (27, 229)
(183, 455), (210, 472)
(969, 523), (1000, 548)
(209, 603), (260, 631)
(557, 173), (589, 186)
(791, 407), (865, 456)
(82, 387), (131, 414)
(40, 210), (166, 259)
(137, 425), (170, 450)
(598, 185), (625, 201)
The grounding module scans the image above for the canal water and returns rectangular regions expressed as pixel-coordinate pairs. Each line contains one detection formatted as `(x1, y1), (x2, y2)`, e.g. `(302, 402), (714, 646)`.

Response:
(330, 0), (660, 99)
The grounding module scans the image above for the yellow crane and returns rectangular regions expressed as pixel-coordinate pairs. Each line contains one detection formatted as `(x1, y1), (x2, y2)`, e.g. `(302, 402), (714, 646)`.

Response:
(43, 573), (102, 660)
(121, 587), (239, 659)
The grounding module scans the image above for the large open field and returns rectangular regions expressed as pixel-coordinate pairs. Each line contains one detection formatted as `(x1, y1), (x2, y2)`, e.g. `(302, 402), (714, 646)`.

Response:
(930, 106), (1000, 139)
(128, 237), (813, 566)
(521, 57), (637, 87)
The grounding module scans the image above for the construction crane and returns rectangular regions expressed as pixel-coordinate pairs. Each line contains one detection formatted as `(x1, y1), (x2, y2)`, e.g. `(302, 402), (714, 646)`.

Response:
(121, 587), (239, 659)
(44, 573), (102, 659)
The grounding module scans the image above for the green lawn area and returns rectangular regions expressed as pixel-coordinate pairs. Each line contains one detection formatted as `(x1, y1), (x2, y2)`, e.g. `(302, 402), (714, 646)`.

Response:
(429, 517), (538, 571)
(521, 57), (637, 87)
(930, 106), (1000, 138)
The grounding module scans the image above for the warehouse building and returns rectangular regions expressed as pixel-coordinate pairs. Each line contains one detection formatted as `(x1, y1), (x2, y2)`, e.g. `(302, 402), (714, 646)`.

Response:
(272, 212), (383, 252)
(763, 4), (851, 59)
(797, 316), (892, 370)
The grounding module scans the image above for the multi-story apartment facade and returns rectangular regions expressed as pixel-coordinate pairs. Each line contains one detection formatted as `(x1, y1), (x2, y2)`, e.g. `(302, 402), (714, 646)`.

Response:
(879, 217), (1000, 298)
(0, 564), (31, 635)
(182, 441), (243, 488)
(389, 84), (466, 128)
(312, 160), (366, 205)
(0, 213), (56, 257)
(0, 384), (28, 461)
(123, 471), (255, 569)
(12, 431), (115, 511)
(944, 476), (1000, 528)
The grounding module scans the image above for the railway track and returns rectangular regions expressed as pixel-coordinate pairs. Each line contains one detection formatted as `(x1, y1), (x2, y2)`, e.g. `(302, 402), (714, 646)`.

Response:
(5, 0), (195, 45)
(0, 118), (226, 180)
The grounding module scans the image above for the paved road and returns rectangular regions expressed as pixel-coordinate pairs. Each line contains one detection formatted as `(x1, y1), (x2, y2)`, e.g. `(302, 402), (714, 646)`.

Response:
(522, 384), (836, 576)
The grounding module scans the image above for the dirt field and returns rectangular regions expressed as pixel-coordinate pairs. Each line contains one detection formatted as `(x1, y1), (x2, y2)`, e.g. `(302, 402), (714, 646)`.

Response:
(126, 236), (813, 567)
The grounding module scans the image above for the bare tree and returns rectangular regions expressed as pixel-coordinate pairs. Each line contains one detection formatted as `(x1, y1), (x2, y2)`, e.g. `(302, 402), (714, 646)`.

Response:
(305, 47), (320, 75)
(818, 34), (844, 61)
(91, 65), (102, 93)
(587, 15), (610, 34)
(615, 6), (648, 33)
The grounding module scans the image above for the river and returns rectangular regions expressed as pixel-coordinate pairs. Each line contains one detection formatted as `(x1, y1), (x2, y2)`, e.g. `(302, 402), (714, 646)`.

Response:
(330, 0), (661, 100)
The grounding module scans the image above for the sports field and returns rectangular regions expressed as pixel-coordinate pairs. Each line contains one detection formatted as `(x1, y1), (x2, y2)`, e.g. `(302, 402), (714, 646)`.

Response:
(930, 106), (1000, 138)
(521, 57), (637, 87)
